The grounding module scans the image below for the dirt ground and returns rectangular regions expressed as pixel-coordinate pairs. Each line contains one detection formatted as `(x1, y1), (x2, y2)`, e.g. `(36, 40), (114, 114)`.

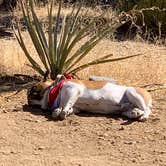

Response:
(0, 39), (166, 166)
(0, 7), (166, 166)
(0, 76), (165, 166)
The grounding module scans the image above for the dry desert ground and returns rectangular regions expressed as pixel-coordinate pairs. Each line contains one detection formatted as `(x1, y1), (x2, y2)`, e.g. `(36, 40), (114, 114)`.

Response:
(0, 7), (166, 166)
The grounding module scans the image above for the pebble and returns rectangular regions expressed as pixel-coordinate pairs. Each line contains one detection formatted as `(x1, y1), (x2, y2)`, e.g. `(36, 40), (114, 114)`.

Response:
(13, 106), (22, 112)
(119, 127), (125, 130)
(37, 146), (45, 150)
(124, 140), (137, 145)
(132, 159), (137, 163)
(2, 108), (8, 113)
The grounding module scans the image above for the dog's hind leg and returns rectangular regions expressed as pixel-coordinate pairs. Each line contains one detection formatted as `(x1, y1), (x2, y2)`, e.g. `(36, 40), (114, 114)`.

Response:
(122, 108), (144, 119)
(122, 87), (152, 121)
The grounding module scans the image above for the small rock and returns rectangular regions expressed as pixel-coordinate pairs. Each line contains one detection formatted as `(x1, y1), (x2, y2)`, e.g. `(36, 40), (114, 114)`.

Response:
(152, 118), (160, 123)
(13, 106), (22, 112)
(124, 140), (136, 145)
(10, 150), (17, 154)
(2, 109), (8, 113)
(110, 140), (115, 145)
(38, 146), (45, 150)
(34, 120), (41, 123)
(132, 159), (137, 163)
(6, 98), (11, 102)
(119, 127), (124, 130)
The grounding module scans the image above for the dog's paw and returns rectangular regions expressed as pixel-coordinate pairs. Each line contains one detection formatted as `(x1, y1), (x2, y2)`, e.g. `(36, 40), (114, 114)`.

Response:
(122, 108), (144, 119)
(138, 115), (148, 122)
(129, 109), (144, 119)
(59, 111), (67, 121)
(52, 108), (62, 120)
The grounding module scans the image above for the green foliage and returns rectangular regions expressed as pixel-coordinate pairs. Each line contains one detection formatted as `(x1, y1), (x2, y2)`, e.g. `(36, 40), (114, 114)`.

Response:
(14, 0), (140, 79)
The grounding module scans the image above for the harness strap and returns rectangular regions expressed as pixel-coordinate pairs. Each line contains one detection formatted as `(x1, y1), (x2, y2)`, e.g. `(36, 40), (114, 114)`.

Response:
(48, 80), (66, 108)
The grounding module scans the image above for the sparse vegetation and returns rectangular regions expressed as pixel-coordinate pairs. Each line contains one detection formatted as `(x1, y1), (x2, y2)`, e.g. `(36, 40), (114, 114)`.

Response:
(0, 1), (166, 166)
(117, 0), (166, 40)
(14, 0), (140, 79)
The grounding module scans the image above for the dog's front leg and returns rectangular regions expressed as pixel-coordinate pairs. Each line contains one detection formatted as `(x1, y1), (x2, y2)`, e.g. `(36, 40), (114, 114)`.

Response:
(52, 87), (80, 120)
(59, 88), (80, 120)
(52, 107), (63, 120)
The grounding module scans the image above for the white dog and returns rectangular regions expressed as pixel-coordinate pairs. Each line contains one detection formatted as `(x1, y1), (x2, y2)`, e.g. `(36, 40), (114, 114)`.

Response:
(28, 76), (152, 121)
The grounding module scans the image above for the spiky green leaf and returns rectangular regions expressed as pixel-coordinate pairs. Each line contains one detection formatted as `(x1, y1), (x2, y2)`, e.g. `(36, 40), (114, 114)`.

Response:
(69, 54), (142, 74)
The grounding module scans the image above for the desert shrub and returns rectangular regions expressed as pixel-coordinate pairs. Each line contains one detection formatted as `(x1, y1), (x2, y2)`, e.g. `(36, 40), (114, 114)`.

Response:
(13, 0), (139, 79)
(117, 0), (166, 39)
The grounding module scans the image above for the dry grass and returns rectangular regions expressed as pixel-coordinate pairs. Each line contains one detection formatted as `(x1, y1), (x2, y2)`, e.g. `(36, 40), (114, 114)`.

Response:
(0, 33), (165, 86)
(0, 7), (165, 86)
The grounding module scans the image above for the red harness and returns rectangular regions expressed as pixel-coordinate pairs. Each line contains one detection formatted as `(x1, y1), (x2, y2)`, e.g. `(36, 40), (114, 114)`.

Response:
(48, 80), (66, 108)
(48, 73), (73, 108)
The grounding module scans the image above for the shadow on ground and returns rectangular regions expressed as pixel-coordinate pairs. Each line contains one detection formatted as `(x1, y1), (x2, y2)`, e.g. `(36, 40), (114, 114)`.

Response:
(22, 103), (136, 125)
(0, 74), (40, 94)
(22, 104), (53, 121)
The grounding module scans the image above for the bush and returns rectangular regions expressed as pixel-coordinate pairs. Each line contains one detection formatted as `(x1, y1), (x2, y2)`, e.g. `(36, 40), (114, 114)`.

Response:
(13, 0), (139, 79)
(117, 0), (166, 38)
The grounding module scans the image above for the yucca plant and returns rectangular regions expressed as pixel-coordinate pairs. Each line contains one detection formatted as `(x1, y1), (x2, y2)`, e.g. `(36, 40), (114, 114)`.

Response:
(14, 0), (140, 80)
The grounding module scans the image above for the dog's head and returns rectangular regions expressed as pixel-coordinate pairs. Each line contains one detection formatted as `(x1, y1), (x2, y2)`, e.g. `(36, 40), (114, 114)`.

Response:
(27, 74), (66, 109)
(27, 80), (54, 108)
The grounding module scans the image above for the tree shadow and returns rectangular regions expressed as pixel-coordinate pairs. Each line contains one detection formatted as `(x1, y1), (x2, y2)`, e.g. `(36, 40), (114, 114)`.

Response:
(0, 74), (40, 94)
(22, 104), (139, 125)
(22, 104), (53, 121)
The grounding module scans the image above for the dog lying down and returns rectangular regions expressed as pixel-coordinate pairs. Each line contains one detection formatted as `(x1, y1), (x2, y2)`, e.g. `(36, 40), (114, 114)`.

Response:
(27, 75), (152, 121)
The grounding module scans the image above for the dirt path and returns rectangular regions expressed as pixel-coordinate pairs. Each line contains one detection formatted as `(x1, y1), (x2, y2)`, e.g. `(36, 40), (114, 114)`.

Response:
(0, 87), (165, 166)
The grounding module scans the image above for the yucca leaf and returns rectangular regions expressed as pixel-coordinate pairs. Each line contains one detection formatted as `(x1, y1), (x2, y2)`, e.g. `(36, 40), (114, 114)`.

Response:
(58, 16), (73, 71)
(68, 5), (82, 36)
(65, 21), (95, 56)
(13, 24), (45, 76)
(70, 54), (142, 74)
(57, 6), (82, 72)
(48, 0), (55, 71)
(54, 0), (62, 62)
(29, 0), (51, 67)
(22, 1), (49, 71)
(63, 14), (107, 64)
(16, 0), (134, 79)
(54, 2), (81, 74)
(66, 52), (113, 73)
(65, 25), (114, 69)
(56, 15), (67, 68)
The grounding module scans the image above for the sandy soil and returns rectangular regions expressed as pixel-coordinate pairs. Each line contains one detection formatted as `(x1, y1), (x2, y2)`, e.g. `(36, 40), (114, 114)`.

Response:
(0, 77), (165, 166)
(0, 37), (166, 166)
(0, 7), (166, 166)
